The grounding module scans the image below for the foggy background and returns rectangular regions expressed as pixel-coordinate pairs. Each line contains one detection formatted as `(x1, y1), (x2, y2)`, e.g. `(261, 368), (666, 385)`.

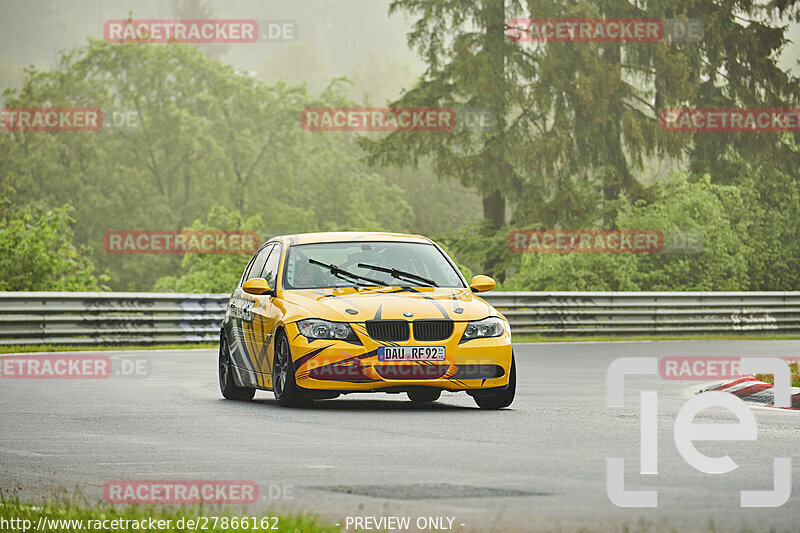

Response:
(2, 0), (800, 99)
(0, 0), (429, 103)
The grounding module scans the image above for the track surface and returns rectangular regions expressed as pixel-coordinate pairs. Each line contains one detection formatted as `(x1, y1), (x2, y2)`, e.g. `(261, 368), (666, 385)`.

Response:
(1, 341), (799, 532)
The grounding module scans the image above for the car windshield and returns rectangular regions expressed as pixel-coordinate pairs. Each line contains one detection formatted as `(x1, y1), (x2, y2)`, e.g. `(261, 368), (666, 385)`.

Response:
(283, 241), (465, 289)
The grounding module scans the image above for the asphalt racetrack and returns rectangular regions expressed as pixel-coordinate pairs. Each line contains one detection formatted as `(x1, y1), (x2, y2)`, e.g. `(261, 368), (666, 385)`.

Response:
(1, 341), (798, 532)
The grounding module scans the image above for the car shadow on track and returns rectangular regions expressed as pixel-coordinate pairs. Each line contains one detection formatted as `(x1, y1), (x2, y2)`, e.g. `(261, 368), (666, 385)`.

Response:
(220, 396), (490, 411)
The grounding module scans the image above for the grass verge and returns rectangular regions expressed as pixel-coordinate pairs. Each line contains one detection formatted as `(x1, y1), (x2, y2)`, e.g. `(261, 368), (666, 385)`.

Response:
(0, 493), (337, 533)
(756, 361), (800, 387)
(0, 492), (790, 533)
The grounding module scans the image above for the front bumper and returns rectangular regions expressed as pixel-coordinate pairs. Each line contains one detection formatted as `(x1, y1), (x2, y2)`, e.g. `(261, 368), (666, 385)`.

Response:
(286, 320), (513, 392)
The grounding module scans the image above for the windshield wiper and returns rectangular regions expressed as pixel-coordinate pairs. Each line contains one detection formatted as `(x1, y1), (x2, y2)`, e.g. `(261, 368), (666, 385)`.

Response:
(356, 263), (438, 287)
(308, 259), (385, 286)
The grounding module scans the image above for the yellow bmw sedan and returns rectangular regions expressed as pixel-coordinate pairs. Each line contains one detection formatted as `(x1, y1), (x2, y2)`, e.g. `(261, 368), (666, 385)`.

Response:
(219, 232), (515, 409)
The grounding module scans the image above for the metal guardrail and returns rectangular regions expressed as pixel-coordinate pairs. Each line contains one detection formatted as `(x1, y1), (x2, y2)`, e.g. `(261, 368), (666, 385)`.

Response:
(0, 292), (227, 346)
(490, 291), (800, 335)
(0, 291), (798, 346)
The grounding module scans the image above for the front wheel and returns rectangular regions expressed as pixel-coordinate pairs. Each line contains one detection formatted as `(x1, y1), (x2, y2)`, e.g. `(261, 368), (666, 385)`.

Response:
(272, 331), (310, 407)
(219, 334), (255, 401)
(472, 355), (516, 410)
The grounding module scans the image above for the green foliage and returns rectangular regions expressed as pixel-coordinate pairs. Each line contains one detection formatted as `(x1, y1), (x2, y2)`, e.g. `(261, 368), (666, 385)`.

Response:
(153, 206), (262, 293)
(3, 5), (800, 293)
(502, 174), (750, 291)
(756, 362), (800, 388)
(0, 182), (106, 291)
(0, 40), (465, 291)
(366, 0), (800, 279)
(615, 174), (750, 291)
(361, 0), (527, 279)
(0, 492), (338, 533)
(436, 221), (520, 280)
(735, 164), (800, 290)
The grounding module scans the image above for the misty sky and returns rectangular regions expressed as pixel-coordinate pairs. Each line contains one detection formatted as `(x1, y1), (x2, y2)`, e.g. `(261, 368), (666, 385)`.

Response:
(1, 0), (799, 97)
(0, 0), (425, 96)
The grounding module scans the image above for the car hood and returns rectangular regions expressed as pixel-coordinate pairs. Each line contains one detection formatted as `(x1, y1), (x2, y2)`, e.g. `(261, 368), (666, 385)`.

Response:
(280, 286), (498, 322)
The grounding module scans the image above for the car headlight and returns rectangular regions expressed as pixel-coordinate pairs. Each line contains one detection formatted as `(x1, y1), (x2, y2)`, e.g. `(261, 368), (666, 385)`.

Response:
(461, 317), (505, 341)
(297, 319), (358, 341)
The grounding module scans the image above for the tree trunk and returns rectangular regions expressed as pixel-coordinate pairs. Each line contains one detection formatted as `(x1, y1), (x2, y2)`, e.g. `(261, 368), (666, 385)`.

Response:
(483, 189), (505, 229)
(482, 0), (507, 281)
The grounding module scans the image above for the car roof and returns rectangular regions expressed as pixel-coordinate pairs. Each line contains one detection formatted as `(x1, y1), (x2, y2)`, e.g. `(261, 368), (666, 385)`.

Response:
(272, 232), (434, 246)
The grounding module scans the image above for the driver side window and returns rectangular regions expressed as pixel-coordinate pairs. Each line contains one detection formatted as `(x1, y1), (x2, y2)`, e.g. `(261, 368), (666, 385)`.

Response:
(259, 244), (281, 288)
(241, 244), (274, 285)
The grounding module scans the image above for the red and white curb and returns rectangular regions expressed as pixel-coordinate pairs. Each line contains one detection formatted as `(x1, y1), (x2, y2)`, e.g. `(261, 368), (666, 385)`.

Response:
(707, 375), (800, 411)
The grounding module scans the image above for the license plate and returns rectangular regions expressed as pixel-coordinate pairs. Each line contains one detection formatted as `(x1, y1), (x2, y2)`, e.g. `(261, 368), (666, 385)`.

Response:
(378, 346), (445, 361)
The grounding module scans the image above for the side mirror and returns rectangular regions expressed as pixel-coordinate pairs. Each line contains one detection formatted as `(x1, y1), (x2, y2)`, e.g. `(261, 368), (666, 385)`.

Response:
(469, 275), (496, 293)
(242, 278), (272, 295)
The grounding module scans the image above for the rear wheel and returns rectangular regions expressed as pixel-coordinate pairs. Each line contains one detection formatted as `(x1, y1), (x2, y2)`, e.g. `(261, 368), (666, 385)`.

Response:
(473, 355), (516, 410)
(407, 388), (441, 403)
(272, 331), (310, 407)
(219, 334), (255, 401)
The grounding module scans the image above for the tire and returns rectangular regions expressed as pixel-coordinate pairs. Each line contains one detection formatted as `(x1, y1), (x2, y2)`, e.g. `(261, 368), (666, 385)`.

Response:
(407, 388), (441, 403)
(272, 330), (310, 407)
(473, 355), (516, 410)
(219, 333), (255, 401)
